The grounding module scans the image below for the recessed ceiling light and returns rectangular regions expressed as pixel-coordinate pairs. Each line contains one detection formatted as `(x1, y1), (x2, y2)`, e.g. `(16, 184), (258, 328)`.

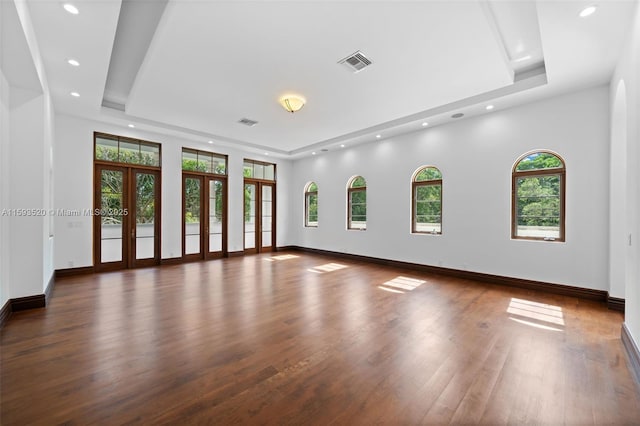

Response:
(451, 113), (464, 119)
(486, 105), (494, 110)
(376, 134), (381, 139)
(67, 59), (80, 67)
(63, 3), (79, 14)
(264, 152), (269, 156)
(579, 5), (597, 17)
(340, 144), (345, 148)
(128, 124), (135, 128)
(422, 122), (429, 127)
(312, 152), (316, 155)
(70, 92), (80, 97)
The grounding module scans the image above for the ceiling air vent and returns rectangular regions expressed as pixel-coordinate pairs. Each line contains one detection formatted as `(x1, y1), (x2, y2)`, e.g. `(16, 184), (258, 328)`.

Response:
(338, 51), (372, 73)
(238, 118), (258, 127)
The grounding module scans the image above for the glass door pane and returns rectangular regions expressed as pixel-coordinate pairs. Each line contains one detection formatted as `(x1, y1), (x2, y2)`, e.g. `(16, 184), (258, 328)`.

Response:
(184, 177), (202, 255)
(100, 169), (124, 263)
(134, 172), (156, 260)
(261, 185), (273, 248)
(209, 179), (224, 253)
(244, 183), (256, 249)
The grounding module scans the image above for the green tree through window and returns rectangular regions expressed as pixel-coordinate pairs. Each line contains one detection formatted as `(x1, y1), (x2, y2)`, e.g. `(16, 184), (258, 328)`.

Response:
(412, 166), (442, 234)
(512, 151), (565, 241)
(305, 182), (318, 227)
(348, 176), (366, 230)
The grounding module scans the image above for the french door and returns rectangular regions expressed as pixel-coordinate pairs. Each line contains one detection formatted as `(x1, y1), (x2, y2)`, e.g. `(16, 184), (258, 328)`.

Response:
(94, 165), (161, 271)
(244, 180), (275, 253)
(183, 173), (227, 260)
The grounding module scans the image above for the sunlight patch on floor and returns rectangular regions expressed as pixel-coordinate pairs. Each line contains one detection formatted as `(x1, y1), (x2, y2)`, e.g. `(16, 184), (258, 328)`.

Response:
(307, 263), (349, 274)
(378, 276), (426, 294)
(507, 297), (565, 329)
(266, 254), (300, 262)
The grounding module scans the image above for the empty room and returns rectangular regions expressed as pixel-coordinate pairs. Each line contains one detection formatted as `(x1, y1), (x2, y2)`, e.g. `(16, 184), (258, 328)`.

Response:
(2, 0), (640, 424)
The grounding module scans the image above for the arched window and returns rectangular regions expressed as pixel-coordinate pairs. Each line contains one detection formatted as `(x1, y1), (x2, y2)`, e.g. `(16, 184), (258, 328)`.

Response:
(512, 151), (565, 241)
(304, 182), (318, 227)
(347, 176), (366, 230)
(412, 166), (442, 234)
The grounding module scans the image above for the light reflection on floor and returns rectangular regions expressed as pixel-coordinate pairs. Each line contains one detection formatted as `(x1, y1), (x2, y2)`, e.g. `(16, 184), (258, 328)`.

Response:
(307, 263), (349, 274)
(264, 254), (300, 262)
(507, 297), (565, 331)
(378, 276), (426, 294)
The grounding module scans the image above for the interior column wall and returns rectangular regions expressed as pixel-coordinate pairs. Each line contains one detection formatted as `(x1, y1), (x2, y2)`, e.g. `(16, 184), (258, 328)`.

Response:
(611, 2), (640, 348)
(0, 67), (10, 307)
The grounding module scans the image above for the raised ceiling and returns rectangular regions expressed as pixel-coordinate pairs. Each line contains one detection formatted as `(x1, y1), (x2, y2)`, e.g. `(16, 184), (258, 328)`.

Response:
(25, 0), (637, 157)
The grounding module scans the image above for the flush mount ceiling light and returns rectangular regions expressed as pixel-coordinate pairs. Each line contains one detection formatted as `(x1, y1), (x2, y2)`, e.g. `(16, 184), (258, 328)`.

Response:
(579, 5), (597, 17)
(128, 124), (135, 128)
(422, 122), (429, 127)
(70, 91), (80, 97)
(486, 105), (494, 110)
(67, 59), (80, 67)
(63, 3), (79, 14)
(279, 95), (305, 113)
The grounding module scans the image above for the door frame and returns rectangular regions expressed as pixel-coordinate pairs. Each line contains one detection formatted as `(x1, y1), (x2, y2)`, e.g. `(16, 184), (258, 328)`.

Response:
(243, 179), (276, 254)
(93, 164), (162, 272)
(182, 172), (228, 261)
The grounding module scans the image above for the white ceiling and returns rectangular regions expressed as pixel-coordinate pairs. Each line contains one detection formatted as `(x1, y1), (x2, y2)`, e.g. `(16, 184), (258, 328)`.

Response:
(25, 0), (637, 157)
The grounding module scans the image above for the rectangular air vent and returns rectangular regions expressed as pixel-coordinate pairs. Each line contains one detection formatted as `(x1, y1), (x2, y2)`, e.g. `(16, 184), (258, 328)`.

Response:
(238, 118), (258, 127)
(338, 50), (372, 73)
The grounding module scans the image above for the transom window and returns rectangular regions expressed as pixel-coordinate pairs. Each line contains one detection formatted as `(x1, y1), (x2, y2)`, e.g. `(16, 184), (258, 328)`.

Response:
(412, 166), (442, 234)
(95, 133), (161, 167)
(305, 182), (318, 227)
(243, 159), (275, 180)
(182, 148), (227, 174)
(512, 151), (565, 242)
(347, 176), (367, 230)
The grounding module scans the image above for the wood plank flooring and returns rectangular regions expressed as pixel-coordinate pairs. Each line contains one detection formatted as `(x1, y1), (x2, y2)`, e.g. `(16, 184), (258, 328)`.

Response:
(1, 251), (639, 425)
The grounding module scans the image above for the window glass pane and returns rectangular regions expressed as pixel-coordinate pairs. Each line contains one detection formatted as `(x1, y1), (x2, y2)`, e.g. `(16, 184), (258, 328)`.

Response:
(140, 143), (160, 166)
(415, 183), (441, 233)
(184, 177), (201, 255)
(212, 155), (227, 175)
(264, 165), (275, 180)
(350, 189), (366, 229)
(182, 150), (199, 171)
(96, 136), (119, 161)
(100, 170), (123, 262)
(516, 152), (563, 171)
(307, 193), (318, 226)
(209, 180), (223, 253)
(415, 167), (442, 182)
(243, 162), (253, 178)
(198, 152), (211, 173)
(254, 163), (265, 180)
(244, 184), (256, 248)
(515, 175), (561, 239)
(135, 173), (156, 259)
(119, 140), (140, 164)
(307, 182), (317, 192)
(351, 176), (366, 188)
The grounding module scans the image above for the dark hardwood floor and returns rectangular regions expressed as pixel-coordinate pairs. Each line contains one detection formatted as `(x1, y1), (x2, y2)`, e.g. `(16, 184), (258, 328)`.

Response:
(2, 251), (639, 424)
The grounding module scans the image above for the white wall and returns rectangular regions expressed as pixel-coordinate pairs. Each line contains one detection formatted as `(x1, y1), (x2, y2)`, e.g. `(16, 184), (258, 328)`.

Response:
(0, 0), (55, 302)
(611, 2), (640, 350)
(54, 114), (292, 269)
(292, 86), (610, 291)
